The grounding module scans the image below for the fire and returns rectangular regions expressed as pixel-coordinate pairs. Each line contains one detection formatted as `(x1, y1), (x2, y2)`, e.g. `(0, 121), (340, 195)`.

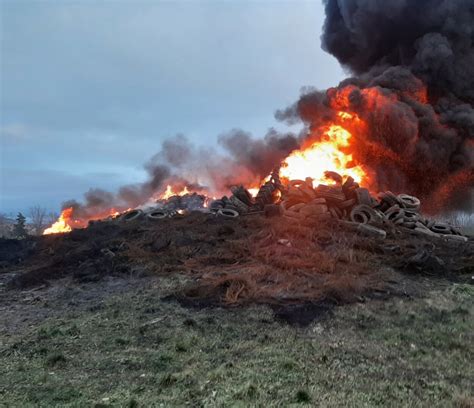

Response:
(108, 208), (128, 219)
(247, 175), (272, 197)
(159, 184), (190, 200)
(247, 187), (259, 197)
(279, 123), (366, 186)
(338, 111), (355, 121)
(41, 115), (369, 233)
(43, 207), (74, 235)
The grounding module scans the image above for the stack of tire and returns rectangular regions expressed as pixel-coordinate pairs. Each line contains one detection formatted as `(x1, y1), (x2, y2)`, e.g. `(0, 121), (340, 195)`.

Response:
(117, 208), (170, 222)
(254, 181), (278, 210)
(208, 186), (254, 219)
(272, 174), (468, 241)
(276, 177), (371, 223)
(278, 179), (331, 222)
(375, 192), (467, 241)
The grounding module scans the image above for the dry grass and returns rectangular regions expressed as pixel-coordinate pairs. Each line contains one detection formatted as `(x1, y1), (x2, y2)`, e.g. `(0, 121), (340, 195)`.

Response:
(180, 218), (386, 305)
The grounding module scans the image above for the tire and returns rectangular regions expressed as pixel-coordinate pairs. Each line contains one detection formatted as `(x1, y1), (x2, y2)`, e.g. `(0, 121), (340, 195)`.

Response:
(350, 204), (381, 224)
(147, 210), (168, 220)
(324, 171), (343, 184)
(217, 208), (239, 218)
(379, 191), (400, 208)
(230, 186), (253, 206)
(280, 199), (305, 212)
(338, 198), (356, 209)
(350, 210), (369, 224)
(442, 234), (468, 242)
(384, 206), (404, 223)
(402, 210), (420, 222)
(315, 185), (346, 203)
(229, 195), (250, 214)
(354, 188), (373, 206)
(287, 186), (306, 200)
(397, 194), (421, 210)
(430, 223), (451, 234)
(121, 209), (143, 222)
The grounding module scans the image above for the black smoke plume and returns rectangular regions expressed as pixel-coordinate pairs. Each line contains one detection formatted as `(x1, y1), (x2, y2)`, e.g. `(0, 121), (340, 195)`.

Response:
(278, 0), (473, 212)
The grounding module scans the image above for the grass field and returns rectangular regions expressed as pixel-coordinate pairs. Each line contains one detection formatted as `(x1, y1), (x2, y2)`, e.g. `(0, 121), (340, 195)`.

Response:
(1, 273), (473, 407)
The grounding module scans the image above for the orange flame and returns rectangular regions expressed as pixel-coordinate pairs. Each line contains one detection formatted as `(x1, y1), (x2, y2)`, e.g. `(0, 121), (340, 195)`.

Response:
(43, 207), (74, 235)
(158, 184), (191, 200)
(247, 187), (259, 197)
(279, 122), (366, 186)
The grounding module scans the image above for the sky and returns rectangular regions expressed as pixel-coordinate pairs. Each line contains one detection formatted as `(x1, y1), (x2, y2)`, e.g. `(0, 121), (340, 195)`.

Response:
(0, 0), (344, 214)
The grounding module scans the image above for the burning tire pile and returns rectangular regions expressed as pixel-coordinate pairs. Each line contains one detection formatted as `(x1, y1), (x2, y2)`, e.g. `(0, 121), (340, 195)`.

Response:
(256, 174), (469, 242)
(122, 170), (468, 243)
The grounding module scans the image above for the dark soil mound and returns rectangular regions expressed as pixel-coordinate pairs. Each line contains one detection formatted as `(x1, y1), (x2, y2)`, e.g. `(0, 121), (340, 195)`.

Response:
(0, 237), (38, 267)
(2, 212), (473, 308)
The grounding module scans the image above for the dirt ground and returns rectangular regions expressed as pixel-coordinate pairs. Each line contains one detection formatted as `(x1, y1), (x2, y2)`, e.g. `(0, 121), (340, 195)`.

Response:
(0, 212), (473, 407)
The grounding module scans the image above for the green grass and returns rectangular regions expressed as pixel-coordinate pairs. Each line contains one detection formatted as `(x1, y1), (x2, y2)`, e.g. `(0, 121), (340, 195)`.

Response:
(0, 280), (473, 407)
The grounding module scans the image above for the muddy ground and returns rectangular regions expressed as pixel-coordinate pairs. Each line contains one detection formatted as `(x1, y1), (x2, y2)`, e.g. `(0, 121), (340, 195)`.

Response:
(0, 212), (473, 406)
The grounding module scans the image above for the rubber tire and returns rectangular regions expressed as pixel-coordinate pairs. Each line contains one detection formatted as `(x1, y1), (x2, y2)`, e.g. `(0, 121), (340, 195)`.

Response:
(430, 223), (451, 234)
(147, 210), (168, 220)
(217, 208), (239, 218)
(121, 209), (143, 222)
(397, 194), (421, 210)
(350, 204), (380, 224)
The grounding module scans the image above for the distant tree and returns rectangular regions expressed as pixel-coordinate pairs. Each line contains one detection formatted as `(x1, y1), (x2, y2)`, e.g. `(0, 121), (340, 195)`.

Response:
(13, 212), (28, 239)
(29, 205), (47, 235)
(0, 213), (12, 238)
(47, 212), (59, 225)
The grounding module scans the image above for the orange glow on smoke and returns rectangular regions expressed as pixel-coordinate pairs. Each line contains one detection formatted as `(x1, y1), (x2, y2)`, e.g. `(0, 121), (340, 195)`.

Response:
(43, 207), (74, 235)
(279, 121), (366, 186)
